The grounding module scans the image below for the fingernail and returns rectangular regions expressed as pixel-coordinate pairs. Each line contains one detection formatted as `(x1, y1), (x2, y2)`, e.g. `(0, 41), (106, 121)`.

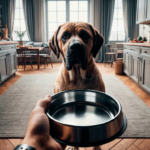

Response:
(46, 95), (51, 98)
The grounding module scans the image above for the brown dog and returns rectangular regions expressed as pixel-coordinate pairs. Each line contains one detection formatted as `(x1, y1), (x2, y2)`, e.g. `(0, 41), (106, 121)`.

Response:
(49, 22), (105, 93)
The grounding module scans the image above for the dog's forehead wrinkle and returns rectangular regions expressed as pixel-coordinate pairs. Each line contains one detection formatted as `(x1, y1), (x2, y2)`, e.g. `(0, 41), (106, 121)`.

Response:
(75, 27), (93, 38)
(60, 22), (92, 37)
(75, 23), (90, 29)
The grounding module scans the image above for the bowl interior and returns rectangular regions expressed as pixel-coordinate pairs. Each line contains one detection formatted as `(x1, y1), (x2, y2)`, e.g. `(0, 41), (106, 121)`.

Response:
(47, 90), (121, 126)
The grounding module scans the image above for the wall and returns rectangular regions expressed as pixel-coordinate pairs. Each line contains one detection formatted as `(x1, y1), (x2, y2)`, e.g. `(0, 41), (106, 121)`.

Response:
(108, 24), (139, 49)
(0, 0), (10, 32)
(139, 24), (150, 42)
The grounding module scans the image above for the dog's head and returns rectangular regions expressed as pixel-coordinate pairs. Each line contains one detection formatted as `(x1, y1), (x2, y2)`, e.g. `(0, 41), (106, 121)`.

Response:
(49, 22), (104, 70)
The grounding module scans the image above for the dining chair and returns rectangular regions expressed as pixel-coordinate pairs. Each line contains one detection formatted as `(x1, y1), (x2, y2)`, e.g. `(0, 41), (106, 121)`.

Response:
(40, 48), (53, 69)
(16, 49), (33, 70)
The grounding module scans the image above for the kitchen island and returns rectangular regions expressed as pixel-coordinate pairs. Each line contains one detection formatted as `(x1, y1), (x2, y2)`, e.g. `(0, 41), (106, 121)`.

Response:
(121, 43), (150, 95)
(0, 41), (18, 84)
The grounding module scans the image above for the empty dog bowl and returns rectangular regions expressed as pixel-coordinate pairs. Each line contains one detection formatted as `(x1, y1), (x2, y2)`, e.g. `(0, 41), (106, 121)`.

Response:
(46, 89), (127, 147)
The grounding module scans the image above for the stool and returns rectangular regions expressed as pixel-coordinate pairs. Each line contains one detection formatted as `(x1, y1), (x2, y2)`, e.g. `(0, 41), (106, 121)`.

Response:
(116, 50), (123, 60)
(105, 44), (116, 67)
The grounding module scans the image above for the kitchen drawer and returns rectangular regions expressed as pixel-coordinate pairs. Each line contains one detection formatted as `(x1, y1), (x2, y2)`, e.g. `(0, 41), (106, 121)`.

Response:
(130, 47), (140, 53)
(124, 45), (131, 49)
(0, 44), (16, 51)
(124, 46), (140, 53)
(141, 48), (150, 56)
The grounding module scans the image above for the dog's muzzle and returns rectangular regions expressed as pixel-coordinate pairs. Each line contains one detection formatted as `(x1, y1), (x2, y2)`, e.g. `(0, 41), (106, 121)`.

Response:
(65, 40), (87, 70)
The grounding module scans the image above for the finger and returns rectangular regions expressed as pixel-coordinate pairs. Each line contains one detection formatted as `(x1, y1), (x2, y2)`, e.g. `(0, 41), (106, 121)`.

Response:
(35, 95), (51, 111)
(48, 137), (67, 150)
(60, 143), (66, 150)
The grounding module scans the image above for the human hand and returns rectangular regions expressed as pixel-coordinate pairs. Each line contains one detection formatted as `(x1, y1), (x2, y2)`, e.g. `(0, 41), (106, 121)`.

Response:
(22, 95), (66, 150)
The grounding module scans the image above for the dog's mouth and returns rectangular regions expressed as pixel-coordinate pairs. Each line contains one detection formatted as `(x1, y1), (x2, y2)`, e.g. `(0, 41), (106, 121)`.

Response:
(73, 59), (82, 67)
(65, 41), (87, 71)
(65, 56), (86, 70)
(74, 64), (81, 67)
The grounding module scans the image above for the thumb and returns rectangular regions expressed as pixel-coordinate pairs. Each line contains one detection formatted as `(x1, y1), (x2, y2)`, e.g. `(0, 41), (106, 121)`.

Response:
(35, 95), (51, 111)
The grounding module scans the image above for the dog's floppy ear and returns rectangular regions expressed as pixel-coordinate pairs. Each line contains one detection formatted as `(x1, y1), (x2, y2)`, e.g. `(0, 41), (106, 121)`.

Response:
(89, 24), (104, 58)
(49, 26), (61, 58)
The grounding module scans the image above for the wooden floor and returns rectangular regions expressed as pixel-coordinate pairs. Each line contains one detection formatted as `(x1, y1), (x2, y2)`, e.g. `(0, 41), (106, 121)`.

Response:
(0, 63), (150, 150)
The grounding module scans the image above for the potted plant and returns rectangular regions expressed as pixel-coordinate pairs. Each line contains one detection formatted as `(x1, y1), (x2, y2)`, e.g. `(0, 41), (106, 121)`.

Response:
(14, 30), (26, 46)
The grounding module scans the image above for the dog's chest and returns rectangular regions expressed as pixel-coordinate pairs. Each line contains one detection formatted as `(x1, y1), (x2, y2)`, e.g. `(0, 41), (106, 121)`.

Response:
(68, 76), (99, 90)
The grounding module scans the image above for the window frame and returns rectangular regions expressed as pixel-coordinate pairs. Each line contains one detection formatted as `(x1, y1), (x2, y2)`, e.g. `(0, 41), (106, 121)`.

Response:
(46, 0), (90, 42)
(109, 0), (125, 42)
(13, 0), (29, 41)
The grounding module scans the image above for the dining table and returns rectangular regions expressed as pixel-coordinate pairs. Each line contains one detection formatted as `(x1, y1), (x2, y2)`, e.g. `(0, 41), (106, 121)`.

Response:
(16, 47), (45, 69)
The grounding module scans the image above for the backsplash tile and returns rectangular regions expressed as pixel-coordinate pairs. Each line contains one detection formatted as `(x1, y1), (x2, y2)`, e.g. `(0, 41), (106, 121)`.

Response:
(139, 24), (150, 42)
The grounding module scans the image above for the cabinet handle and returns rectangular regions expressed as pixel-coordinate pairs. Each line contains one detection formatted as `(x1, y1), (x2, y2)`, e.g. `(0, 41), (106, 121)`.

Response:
(144, 51), (147, 53)
(11, 46), (14, 48)
(140, 76), (142, 81)
(0, 48), (3, 50)
(137, 57), (141, 60)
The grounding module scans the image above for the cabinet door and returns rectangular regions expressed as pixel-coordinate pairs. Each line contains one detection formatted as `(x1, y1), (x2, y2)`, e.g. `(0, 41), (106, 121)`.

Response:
(130, 52), (140, 83)
(146, 0), (150, 20)
(0, 53), (8, 83)
(123, 50), (130, 76)
(137, 0), (146, 23)
(140, 56), (150, 93)
(6, 54), (12, 76)
(10, 50), (17, 74)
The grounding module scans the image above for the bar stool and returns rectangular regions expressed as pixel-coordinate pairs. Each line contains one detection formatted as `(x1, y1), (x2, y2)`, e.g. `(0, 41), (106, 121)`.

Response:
(105, 44), (116, 67)
(116, 43), (123, 61)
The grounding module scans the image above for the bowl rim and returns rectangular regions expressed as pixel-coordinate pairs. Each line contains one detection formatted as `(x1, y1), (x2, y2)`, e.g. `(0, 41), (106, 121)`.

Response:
(46, 89), (122, 128)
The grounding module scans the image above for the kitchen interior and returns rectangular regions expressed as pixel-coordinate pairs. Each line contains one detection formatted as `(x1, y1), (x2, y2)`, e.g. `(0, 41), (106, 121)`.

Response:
(0, 0), (150, 149)
(0, 0), (150, 95)
(116, 0), (150, 96)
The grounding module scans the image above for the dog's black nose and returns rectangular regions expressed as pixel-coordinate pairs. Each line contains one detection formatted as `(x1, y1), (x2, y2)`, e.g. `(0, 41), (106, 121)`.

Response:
(69, 41), (83, 51)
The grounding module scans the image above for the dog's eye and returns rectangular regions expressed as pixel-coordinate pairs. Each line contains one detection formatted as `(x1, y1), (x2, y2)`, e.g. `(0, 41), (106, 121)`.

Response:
(62, 35), (68, 39)
(79, 31), (90, 40)
(83, 34), (89, 38)
(62, 32), (71, 41)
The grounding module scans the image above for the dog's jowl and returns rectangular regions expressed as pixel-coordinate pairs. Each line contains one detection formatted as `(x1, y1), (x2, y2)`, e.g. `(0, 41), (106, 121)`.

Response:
(49, 22), (105, 93)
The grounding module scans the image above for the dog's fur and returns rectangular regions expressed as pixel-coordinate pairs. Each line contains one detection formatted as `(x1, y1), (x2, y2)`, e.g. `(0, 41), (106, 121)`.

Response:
(49, 22), (105, 93)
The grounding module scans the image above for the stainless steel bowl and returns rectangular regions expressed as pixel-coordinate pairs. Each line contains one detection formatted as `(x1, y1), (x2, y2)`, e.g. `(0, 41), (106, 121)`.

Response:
(47, 89), (127, 147)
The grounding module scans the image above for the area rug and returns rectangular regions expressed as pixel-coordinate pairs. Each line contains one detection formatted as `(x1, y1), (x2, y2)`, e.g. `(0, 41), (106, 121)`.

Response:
(0, 75), (150, 138)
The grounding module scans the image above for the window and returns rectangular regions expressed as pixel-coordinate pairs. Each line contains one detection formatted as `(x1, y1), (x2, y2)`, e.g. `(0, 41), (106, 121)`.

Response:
(47, 1), (66, 39)
(109, 0), (125, 41)
(69, 1), (88, 22)
(47, 0), (90, 40)
(13, 0), (29, 41)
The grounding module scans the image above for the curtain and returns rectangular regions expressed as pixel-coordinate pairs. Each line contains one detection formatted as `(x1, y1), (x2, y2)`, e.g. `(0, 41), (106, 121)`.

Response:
(0, 0), (15, 40)
(90, 0), (100, 62)
(122, 0), (137, 40)
(33, 0), (46, 42)
(98, 0), (115, 62)
(8, 0), (15, 40)
(91, 0), (115, 62)
(23, 0), (35, 41)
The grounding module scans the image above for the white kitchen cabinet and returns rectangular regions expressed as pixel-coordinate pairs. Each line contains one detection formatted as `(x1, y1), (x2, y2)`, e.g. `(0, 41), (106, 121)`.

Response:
(136, 0), (150, 24)
(130, 52), (140, 84)
(123, 45), (150, 95)
(0, 43), (17, 84)
(140, 48), (150, 93)
(123, 49), (130, 76)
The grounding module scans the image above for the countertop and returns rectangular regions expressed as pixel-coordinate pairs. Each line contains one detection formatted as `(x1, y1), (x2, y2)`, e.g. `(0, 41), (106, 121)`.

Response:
(0, 41), (18, 45)
(116, 42), (150, 47)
